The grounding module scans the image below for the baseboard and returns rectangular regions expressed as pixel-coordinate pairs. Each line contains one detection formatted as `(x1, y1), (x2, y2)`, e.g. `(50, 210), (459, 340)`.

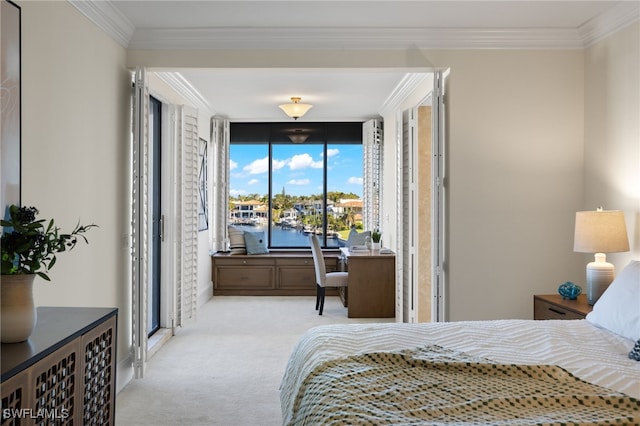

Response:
(116, 353), (133, 394)
(198, 281), (213, 308)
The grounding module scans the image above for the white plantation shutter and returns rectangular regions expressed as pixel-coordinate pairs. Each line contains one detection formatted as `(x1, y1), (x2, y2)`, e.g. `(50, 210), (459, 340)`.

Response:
(401, 108), (417, 323)
(175, 106), (199, 328)
(397, 70), (448, 323)
(363, 119), (382, 232)
(211, 117), (230, 252)
(132, 67), (149, 379)
(433, 70), (447, 322)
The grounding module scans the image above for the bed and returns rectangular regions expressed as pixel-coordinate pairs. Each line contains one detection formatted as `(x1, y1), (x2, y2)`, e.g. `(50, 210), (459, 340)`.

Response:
(281, 260), (640, 425)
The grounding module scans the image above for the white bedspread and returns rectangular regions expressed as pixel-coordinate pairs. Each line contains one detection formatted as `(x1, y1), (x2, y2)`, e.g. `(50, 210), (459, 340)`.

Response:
(280, 319), (640, 424)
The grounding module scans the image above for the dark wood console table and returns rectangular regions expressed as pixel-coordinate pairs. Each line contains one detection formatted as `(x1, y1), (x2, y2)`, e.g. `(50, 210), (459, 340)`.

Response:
(1, 307), (118, 425)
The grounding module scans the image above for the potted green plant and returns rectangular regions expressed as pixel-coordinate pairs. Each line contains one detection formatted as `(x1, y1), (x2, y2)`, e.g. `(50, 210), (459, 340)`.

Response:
(1, 205), (96, 342)
(371, 229), (382, 250)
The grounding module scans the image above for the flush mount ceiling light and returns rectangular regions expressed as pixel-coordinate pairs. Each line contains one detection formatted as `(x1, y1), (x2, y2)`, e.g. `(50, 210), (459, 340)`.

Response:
(279, 97), (312, 120)
(287, 129), (309, 144)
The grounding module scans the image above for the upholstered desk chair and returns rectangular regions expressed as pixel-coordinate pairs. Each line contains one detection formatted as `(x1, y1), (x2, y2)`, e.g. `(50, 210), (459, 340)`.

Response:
(309, 235), (348, 315)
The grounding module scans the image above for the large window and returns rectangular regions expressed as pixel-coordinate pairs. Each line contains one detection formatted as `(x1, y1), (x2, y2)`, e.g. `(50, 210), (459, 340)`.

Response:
(229, 122), (363, 249)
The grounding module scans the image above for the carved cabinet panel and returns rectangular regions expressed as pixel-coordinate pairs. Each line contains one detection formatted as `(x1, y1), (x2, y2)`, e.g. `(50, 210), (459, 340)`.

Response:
(1, 308), (117, 426)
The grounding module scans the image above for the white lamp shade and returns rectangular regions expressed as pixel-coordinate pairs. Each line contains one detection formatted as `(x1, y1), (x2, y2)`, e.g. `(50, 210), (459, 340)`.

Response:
(279, 97), (313, 120)
(574, 210), (629, 253)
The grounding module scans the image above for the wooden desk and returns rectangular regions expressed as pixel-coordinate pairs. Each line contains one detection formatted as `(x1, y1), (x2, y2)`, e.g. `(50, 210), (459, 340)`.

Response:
(341, 248), (396, 318)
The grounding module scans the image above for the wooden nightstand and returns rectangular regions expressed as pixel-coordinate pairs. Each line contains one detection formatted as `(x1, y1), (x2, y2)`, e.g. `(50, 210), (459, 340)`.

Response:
(533, 294), (593, 320)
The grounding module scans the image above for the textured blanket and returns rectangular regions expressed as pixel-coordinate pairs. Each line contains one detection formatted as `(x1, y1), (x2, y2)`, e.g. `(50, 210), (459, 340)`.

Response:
(287, 345), (640, 425)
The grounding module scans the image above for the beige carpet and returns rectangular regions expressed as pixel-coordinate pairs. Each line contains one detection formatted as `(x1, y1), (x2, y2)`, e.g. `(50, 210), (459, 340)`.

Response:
(115, 295), (392, 425)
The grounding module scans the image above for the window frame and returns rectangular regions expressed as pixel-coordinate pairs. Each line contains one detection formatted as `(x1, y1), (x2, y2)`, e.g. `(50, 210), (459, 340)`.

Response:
(230, 138), (363, 249)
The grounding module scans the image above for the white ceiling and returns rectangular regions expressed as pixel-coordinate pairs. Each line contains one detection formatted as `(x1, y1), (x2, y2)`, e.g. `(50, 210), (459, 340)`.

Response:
(72, 1), (639, 121)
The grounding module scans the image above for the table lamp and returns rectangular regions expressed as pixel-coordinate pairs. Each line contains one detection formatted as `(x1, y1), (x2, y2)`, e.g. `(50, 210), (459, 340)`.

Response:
(574, 208), (629, 305)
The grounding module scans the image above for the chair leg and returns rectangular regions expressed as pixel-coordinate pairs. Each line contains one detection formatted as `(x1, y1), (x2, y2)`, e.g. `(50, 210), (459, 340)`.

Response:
(315, 284), (320, 311)
(318, 287), (326, 315)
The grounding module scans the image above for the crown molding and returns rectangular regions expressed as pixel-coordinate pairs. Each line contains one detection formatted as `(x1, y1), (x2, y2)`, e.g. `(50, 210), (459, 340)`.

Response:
(378, 74), (429, 117)
(71, 0), (639, 50)
(579, 1), (640, 47)
(128, 27), (586, 50)
(154, 72), (214, 115)
(68, 0), (134, 48)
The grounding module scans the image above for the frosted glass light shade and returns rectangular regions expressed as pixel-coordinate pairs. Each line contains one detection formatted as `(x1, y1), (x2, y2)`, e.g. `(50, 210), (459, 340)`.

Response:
(279, 97), (312, 120)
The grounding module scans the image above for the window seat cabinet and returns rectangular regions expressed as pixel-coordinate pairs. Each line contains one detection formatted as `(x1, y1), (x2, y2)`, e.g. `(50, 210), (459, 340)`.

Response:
(211, 251), (343, 297)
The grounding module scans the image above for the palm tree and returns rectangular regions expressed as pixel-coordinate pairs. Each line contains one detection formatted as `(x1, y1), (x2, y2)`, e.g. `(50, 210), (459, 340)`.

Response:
(343, 209), (356, 229)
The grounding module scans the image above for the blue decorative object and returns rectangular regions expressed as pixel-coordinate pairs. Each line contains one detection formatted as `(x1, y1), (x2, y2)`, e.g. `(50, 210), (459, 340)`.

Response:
(558, 281), (582, 300)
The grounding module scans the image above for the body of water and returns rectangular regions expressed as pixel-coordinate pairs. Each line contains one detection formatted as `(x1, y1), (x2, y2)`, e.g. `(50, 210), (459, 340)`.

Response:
(233, 224), (344, 248)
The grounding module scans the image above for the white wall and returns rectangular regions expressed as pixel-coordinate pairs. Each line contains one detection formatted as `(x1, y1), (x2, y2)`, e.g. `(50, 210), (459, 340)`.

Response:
(18, 0), (132, 370)
(126, 47), (593, 321)
(382, 51), (587, 320)
(584, 22), (640, 268)
(17, 2), (638, 391)
(428, 50), (587, 320)
(17, 2), (212, 391)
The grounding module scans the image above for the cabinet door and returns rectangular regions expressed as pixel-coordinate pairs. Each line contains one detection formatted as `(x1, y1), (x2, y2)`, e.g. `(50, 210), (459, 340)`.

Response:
(277, 258), (315, 290)
(80, 315), (117, 425)
(31, 337), (82, 423)
(1, 367), (32, 424)
(215, 258), (275, 290)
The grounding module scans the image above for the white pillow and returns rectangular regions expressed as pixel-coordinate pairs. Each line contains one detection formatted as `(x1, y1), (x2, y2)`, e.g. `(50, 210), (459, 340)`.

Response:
(244, 231), (268, 255)
(228, 226), (247, 255)
(586, 260), (640, 341)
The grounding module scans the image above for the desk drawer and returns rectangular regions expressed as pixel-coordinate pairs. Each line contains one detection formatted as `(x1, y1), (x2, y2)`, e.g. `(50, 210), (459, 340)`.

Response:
(214, 257), (274, 267)
(215, 267), (275, 290)
(276, 257), (314, 267)
(534, 299), (586, 320)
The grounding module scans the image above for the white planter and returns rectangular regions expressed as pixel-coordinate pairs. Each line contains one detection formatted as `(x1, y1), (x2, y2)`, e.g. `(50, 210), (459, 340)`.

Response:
(371, 242), (381, 250)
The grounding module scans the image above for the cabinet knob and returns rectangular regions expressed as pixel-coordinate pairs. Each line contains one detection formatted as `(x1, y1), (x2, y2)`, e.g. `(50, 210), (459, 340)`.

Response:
(242, 260), (247, 264)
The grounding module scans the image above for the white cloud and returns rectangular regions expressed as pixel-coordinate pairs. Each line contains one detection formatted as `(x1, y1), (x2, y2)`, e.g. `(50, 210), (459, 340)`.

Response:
(248, 179), (260, 185)
(326, 148), (340, 157)
(273, 158), (287, 170)
(289, 153), (322, 170)
(287, 179), (310, 185)
(348, 177), (363, 185)
(244, 157), (269, 174)
(230, 188), (246, 196)
(229, 159), (238, 171)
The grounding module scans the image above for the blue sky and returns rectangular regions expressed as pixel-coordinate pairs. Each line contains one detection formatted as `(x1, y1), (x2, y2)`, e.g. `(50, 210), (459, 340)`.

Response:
(230, 144), (363, 198)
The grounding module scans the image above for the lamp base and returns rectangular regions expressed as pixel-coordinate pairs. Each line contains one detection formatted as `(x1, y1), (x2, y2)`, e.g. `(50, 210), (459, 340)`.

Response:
(585, 254), (615, 305)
